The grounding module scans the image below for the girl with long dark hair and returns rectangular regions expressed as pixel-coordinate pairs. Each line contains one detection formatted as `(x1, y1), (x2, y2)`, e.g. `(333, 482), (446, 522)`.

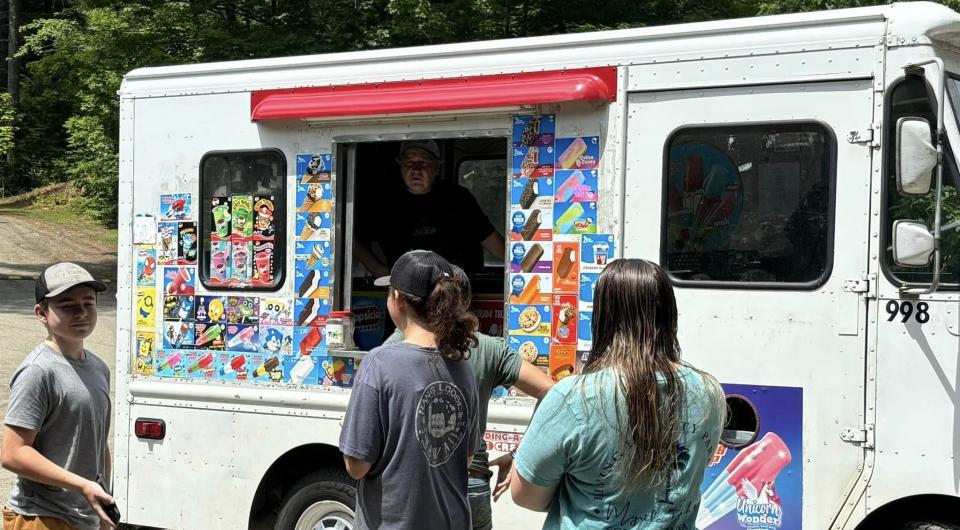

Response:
(509, 259), (725, 528)
(339, 250), (481, 529)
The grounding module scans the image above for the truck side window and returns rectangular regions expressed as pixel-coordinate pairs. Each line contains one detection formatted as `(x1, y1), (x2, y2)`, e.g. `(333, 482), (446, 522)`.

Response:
(663, 124), (834, 286)
(199, 150), (286, 291)
(458, 157), (507, 269)
(884, 76), (960, 286)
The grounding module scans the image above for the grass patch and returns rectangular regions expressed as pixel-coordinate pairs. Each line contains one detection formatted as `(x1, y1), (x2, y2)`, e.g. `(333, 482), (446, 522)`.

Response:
(0, 184), (117, 246)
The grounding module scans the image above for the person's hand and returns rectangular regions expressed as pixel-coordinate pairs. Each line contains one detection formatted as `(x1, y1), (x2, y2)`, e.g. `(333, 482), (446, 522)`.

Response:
(488, 452), (514, 501)
(80, 479), (116, 529)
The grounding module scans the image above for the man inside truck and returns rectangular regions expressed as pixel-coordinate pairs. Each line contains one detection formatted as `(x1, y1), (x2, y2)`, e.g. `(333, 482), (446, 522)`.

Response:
(354, 140), (506, 277)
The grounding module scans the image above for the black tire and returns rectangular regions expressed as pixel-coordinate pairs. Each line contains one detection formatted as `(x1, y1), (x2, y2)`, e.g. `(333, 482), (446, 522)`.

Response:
(274, 469), (357, 530)
(898, 521), (960, 530)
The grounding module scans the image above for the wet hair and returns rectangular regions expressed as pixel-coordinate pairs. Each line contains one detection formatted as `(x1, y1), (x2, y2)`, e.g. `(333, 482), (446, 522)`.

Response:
(583, 259), (725, 489)
(394, 276), (478, 361)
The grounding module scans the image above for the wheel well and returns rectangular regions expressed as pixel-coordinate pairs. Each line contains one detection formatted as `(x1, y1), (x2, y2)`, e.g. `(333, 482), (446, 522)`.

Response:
(247, 443), (346, 529)
(855, 494), (960, 529)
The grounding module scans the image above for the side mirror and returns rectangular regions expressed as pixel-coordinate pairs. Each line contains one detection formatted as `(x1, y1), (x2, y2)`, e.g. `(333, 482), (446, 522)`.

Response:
(893, 220), (936, 267)
(896, 117), (937, 196)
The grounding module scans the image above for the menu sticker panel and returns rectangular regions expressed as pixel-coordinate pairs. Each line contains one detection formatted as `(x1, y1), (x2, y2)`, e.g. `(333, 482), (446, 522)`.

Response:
(162, 294), (195, 322)
(177, 222), (198, 265)
(509, 207), (553, 242)
(161, 321), (195, 349)
(260, 326), (293, 356)
(136, 247), (157, 287)
(195, 296), (227, 324)
(552, 241), (580, 294)
(216, 352), (252, 381)
(555, 169), (599, 203)
(512, 114), (556, 147)
(296, 212), (333, 241)
(184, 351), (217, 379)
(507, 304), (552, 337)
(510, 241), (552, 274)
(194, 323), (226, 350)
(511, 177), (554, 210)
(296, 183), (334, 212)
(163, 267), (196, 296)
(508, 272), (552, 306)
(549, 344), (576, 382)
(555, 136), (600, 170)
(319, 356), (356, 387)
(552, 294), (578, 345)
(157, 222), (179, 265)
(297, 154), (332, 184)
(226, 296), (260, 325)
(512, 145), (555, 178)
(260, 297), (294, 326)
(295, 325), (327, 356)
(135, 287), (157, 329)
(282, 354), (319, 385)
(134, 331), (156, 376)
(295, 297), (331, 327)
(577, 311), (593, 351)
(295, 265), (332, 300)
(160, 193), (192, 221)
(580, 234), (615, 271)
(508, 335), (551, 370)
(155, 350), (185, 378)
(224, 323), (259, 352)
(554, 201), (598, 235)
(579, 272), (600, 309)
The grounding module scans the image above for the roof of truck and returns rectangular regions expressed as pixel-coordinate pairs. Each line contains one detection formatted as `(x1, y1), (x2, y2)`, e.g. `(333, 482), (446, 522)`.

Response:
(121, 1), (960, 93)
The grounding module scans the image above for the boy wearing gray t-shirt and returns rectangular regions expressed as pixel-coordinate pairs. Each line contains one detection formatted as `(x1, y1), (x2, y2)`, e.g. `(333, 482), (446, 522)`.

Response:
(1, 263), (115, 530)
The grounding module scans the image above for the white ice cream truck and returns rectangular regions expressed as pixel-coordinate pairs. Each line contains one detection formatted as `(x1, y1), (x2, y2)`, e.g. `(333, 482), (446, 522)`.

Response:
(114, 2), (960, 529)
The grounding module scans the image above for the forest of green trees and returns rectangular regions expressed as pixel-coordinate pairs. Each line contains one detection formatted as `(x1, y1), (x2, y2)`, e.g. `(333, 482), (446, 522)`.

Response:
(1, 0), (956, 225)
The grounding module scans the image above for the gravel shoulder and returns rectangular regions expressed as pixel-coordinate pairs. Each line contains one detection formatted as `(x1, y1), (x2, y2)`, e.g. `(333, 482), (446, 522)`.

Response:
(0, 212), (118, 502)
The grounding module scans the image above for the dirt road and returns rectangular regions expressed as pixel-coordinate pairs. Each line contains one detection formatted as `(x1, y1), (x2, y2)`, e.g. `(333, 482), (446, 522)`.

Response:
(0, 212), (118, 501)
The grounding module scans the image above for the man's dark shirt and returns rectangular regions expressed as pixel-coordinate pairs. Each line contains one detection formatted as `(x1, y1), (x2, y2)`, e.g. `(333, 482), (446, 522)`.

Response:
(359, 180), (495, 273)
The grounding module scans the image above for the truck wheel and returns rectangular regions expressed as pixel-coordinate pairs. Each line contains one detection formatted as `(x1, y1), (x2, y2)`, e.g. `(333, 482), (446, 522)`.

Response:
(275, 469), (356, 530)
(898, 521), (960, 530)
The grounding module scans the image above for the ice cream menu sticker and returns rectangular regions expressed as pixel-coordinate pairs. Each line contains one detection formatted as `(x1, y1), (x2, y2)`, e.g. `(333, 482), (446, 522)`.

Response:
(207, 195), (277, 287)
(697, 384), (802, 530)
(296, 154), (332, 184)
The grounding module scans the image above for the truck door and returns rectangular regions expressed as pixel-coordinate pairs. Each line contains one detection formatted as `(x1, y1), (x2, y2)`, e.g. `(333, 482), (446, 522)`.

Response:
(623, 80), (874, 528)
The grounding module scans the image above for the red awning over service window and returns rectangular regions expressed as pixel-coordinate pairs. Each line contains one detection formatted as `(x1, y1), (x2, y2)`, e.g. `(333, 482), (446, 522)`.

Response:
(250, 67), (618, 121)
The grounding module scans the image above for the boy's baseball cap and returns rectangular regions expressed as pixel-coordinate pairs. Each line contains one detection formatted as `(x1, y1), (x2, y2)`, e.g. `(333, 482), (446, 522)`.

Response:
(398, 140), (440, 160)
(35, 262), (107, 303)
(374, 250), (453, 299)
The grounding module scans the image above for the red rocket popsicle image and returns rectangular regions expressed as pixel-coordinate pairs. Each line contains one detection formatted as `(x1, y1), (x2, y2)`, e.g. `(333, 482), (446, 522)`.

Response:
(166, 267), (195, 295)
(187, 352), (214, 374)
(696, 432), (791, 529)
(219, 354), (247, 376)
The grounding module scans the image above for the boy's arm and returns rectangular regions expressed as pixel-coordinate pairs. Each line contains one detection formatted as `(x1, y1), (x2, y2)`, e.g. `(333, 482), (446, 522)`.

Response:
(2, 425), (116, 527)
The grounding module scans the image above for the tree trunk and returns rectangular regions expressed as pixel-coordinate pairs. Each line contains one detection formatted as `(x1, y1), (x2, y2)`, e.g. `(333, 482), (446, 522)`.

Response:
(8, 0), (17, 107)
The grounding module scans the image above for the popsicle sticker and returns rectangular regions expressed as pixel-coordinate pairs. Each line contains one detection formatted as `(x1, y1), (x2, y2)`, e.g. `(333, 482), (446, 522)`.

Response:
(696, 432), (792, 529)
(554, 170), (599, 203)
(555, 136), (600, 170)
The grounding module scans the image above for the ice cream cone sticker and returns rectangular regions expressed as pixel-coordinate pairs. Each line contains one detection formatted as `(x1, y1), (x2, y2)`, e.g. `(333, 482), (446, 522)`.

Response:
(696, 432), (790, 529)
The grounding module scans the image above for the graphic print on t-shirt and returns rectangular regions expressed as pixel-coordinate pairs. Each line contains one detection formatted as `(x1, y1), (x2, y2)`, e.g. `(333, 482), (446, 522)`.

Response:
(415, 381), (468, 467)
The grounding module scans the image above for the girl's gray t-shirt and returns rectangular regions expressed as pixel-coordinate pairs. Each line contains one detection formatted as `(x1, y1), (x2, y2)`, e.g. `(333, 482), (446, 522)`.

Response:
(339, 342), (480, 530)
(4, 344), (111, 530)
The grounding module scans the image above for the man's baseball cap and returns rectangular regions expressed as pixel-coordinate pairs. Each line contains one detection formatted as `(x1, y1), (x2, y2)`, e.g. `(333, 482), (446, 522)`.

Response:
(374, 250), (453, 299)
(398, 139), (440, 160)
(35, 262), (107, 303)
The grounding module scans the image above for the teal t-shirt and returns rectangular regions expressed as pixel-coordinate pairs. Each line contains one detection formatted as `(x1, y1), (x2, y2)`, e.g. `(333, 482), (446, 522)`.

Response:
(514, 366), (723, 530)
(384, 329), (522, 466)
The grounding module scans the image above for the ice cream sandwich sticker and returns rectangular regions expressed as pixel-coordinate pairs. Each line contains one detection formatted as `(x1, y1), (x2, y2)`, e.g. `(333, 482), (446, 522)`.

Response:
(162, 294), (195, 321)
(157, 222), (179, 265)
(510, 241), (552, 274)
(552, 242), (580, 294)
(163, 267), (196, 296)
(508, 335), (551, 369)
(225, 323), (259, 352)
(697, 384), (802, 530)
(508, 304), (551, 337)
(194, 296), (225, 323)
(510, 207), (553, 242)
(296, 183), (333, 212)
(295, 326), (327, 356)
(283, 354), (319, 385)
(513, 145), (555, 178)
(135, 288), (156, 329)
(511, 178), (554, 210)
(297, 154), (332, 183)
(260, 326), (293, 357)
(295, 241), (332, 270)
(320, 356), (355, 387)
(554, 201), (597, 235)
(509, 273), (552, 305)
(554, 170), (599, 203)
(155, 350), (185, 378)
(555, 137), (600, 170)
(576, 311), (593, 351)
(184, 351), (217, 379)
(260, 297), (294, 326)
(162, 321), (195, 349)
(134, 331), (156, 376)
(549, 344), (576, 382)
(296, 267), (332, 300)
(580, 234), (615, 272)
(136, 247), (157, 286)
(296, 212), (333, 241)
(579, 273), (599, 308)
(512, 114), (555, 147)
(295, 297), (331, 327)
(194, 323), (226, 350)
(552, 294), (578, 345)
(160, 193), (192, 221)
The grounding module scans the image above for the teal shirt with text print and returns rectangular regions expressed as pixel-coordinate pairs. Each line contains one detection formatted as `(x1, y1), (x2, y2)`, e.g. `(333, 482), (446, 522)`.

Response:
(514, 365), (723, 530)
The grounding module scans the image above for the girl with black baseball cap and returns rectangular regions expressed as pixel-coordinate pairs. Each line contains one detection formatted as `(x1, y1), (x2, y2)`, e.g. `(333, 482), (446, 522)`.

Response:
(339, 250), (481, 530)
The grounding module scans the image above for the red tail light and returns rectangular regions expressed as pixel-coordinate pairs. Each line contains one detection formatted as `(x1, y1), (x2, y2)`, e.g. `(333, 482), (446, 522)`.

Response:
(134, 418), (165, 440)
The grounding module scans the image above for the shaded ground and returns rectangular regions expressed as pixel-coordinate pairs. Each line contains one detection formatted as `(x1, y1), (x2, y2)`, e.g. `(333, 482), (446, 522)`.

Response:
(0, 211), (118, 504)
